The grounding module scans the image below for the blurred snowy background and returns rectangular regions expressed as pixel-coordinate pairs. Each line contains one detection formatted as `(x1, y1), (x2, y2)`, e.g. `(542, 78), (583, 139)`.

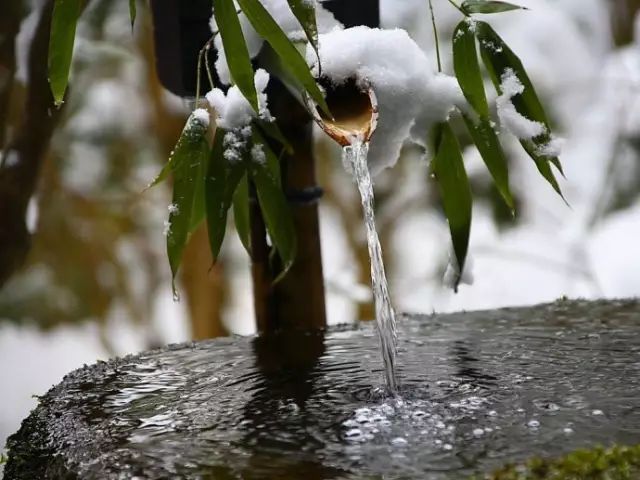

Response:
(2, 0), (640, 452)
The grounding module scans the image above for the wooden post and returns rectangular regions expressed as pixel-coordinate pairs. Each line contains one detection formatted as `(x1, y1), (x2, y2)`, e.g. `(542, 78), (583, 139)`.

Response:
(251, 78), (327, 332)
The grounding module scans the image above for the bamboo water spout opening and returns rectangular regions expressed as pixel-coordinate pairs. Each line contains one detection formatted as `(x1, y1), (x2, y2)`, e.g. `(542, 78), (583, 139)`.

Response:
(307, 78), (378, 146)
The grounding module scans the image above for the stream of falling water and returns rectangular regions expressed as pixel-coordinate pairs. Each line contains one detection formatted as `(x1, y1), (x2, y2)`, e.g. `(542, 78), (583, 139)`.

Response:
(343, 140), (399, 393)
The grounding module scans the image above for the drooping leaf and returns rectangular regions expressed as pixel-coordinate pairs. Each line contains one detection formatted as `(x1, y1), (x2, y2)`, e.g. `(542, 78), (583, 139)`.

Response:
(236, 0), (330, 117)
(233, 174), (252, 255)
(475, 21), (564, 194)
(252, 127), (281, 183)
(462, 0), (526, 14)
(256, 118), (293, 155)
(129, 0), (136, 29)
(206, 129), (247, 263)
(462, 113), (514, 210)
(432, 122), (472, 290)
(190, 149), (208, 233)
(48, 0), (82, 106)
(453, 20), (489, 118)
(213, 0), (259, 112)
(249, 136), (296, 281)
(166, 115), (210, 290)
(286, 0), (320, 61)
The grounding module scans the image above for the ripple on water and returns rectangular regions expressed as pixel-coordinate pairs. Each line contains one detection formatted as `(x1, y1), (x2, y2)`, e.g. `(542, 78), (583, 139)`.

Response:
(5, 299), (640, 479)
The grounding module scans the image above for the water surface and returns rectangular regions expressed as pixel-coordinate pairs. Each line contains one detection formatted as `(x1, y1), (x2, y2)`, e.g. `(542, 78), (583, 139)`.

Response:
(5, 299), (640, 479)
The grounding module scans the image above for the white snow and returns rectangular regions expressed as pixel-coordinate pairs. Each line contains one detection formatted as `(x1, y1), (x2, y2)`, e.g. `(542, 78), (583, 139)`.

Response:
(309, 26), (463, 174)
(191, 108), (210, 127)
(496, 69), (545, 140)
(206, 69), (271, 130)
(251, 143), (266, 165)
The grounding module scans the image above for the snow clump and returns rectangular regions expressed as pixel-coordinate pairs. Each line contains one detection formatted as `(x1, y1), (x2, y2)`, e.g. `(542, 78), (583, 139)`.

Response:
(206, 69), (272, 130)
(496, 68), (545, 140)
(308, 26), (464, 174)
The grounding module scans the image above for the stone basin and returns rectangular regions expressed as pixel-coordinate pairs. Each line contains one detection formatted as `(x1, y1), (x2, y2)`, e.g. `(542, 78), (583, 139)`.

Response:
(4, 299), (640, 479)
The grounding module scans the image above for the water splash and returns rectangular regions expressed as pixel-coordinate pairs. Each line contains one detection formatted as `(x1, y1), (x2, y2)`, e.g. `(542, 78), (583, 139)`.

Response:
(343, 140), (399, 392)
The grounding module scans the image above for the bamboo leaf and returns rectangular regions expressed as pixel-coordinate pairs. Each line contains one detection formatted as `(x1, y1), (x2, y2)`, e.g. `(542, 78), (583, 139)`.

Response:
(48, 0), (82, 106)
(249, 137), (296, 281)
(256, 118), (293, 155)
(462, 113), (514, 210)
(206, 129), (247, 263)
(213, 0), (259, 112)
(233, 174), (252, 255)
(129, 0), (136, 29)
(476, 21), (565, 194)
(236, 0), (330, 117)
(286, 0), (320, 60)
(462, 0), (526, 14)
(453, 20), (489, 118)
(432, 122), (472, 290)
(165, 115), (210, 291)
(252, 127), (281, 183)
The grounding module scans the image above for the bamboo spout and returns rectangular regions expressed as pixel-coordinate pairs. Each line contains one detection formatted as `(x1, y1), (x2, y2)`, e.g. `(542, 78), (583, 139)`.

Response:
(307, 78), (378, 146)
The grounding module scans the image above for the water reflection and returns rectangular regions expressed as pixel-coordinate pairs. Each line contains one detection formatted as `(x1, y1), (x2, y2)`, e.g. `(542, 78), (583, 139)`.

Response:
(451, 340), (498, 388)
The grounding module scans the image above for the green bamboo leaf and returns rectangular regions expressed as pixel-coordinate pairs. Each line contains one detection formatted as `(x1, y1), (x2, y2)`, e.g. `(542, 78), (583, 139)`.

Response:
(256, 119), (293, 155)
(190, 151), (208, 233)
(165, 115), (210, 290)
(236, 0), (330, 117)
(453, 20), (489, 118)
(432, 122), (472, 291)
(129, 0), (136, 29)
(249, 137), (297, 281)
(252, 127), (281, 183)
(462, 0), (527, 14)
(475, 21), (565, 193)
(286, 0), (319, 60)
(206, 129), (247, 263)
(233, 174), (251, 255)
(213, 0), (259, 112)
(462, 113), (514, 210)
(48, 0), (82, 106)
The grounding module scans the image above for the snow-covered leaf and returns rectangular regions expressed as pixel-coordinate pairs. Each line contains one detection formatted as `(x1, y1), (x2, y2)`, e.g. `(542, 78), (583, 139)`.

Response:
(236, 0), (330, 117)
(462, 0), (526, 14)
(249, 139), (296, 282)
(213, 0), (260, 112)
(453, 20), (489, 118)
(206, 129), (247, 263)
(432, 122), (472, 291)
(286, 0), (320, 61)
(476, 21), (564, 196)
(166, 116), (210, 292)
(462, 113), (514, 210)
(233, 174), (251, 255)
(252, 127), (281, 183)
(48, 0), (82, 106)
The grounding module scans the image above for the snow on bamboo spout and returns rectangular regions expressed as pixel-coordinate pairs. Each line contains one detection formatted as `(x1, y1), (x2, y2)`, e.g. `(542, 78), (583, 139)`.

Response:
(307, 81), (399, 392)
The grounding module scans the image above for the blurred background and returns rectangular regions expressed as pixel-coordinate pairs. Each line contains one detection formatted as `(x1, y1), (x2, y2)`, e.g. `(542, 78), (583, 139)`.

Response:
(1, 0), (640, 452)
